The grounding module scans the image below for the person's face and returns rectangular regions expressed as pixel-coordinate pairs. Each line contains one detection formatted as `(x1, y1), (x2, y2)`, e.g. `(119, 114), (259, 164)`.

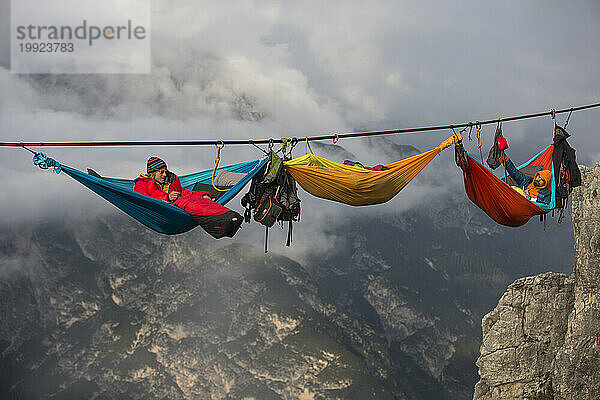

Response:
(533, 174), (546, 188)
(153, 169), (168, 184)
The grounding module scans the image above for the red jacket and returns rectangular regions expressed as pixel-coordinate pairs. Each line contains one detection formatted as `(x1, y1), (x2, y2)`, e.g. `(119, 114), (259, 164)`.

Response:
(134, 172), (232, 216)
(134, 173), (210, 202)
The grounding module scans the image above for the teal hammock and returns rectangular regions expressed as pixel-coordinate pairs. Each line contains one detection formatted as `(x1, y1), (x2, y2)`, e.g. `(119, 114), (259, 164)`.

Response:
(33, 153), (268, 234)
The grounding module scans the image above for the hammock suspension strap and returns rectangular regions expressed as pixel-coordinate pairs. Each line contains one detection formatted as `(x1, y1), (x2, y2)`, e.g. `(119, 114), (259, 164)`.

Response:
(475, 121), (484, 163)
(496, 118), (508, 182)
(564, 108), (573, 129)
(304, 137), (313, 154)
(21, 145), (37, 155)
(286, 137), (299, 159)
(465, 124), (473, 142)
(32, 152), (62, 174)
(211, 141), (228, 192)
(249, 140), (269, 155)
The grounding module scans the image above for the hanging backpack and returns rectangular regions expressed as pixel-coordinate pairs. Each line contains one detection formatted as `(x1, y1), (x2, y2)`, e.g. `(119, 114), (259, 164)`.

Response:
(552, 125), (582, 223)
(454, 142), (469, 172)
(486, 121), (504, 170)
(241, 150), (301, 251)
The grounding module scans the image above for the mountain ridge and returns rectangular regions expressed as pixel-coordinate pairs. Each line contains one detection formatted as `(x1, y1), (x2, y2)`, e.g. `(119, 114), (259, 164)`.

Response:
(0, 142), (577, 399)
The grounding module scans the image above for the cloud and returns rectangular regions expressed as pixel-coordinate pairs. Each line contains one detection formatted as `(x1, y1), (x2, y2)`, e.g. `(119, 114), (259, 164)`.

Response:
(0, 256), (27, 280)
(1, 0), (599, 233)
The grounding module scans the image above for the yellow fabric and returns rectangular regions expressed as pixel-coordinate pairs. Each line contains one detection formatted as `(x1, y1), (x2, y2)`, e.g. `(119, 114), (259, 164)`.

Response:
(511, 186), (527, 198)
(283, 135), (458, 206)
(525, 169), (551, 199)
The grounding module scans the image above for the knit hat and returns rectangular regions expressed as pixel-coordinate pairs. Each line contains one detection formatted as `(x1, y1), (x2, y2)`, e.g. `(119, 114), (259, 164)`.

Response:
(147, 156), (167, 173)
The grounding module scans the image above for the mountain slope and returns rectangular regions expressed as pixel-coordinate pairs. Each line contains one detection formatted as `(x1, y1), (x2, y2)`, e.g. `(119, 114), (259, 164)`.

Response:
(0, 139), (575, 399)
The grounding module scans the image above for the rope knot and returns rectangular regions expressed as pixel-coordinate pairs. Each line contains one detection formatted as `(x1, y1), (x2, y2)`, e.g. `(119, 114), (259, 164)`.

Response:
(32, 152), (62, 174)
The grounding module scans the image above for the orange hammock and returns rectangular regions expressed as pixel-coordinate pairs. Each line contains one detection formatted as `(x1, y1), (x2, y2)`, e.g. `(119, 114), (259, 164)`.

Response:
(283, 135), (458, 206)
(460, 145), (554, 227)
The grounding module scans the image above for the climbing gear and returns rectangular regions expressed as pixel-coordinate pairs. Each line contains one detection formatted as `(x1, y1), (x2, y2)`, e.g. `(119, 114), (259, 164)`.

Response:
(455, 143), (469, 172)
(553, 124), (581, 222)
(241, 151), (301, 251)
(486, 119), (504, 170)
(476, 121), (484, 163)
(211, 141), (229, 192)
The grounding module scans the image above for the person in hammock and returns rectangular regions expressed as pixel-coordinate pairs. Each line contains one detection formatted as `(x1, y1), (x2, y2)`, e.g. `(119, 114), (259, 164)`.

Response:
(134, 157), (243, 239)
(499, 153), (552, 204)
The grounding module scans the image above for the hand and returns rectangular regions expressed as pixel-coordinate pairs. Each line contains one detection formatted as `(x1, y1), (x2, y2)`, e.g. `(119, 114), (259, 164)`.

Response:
(169, 191), (181, 201)
(498, 152), (509, 164)
(202, 194), (212, 200)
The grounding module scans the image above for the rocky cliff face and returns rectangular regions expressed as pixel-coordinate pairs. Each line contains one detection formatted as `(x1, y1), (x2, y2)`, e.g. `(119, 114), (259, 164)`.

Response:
(474, 162), (600, 399)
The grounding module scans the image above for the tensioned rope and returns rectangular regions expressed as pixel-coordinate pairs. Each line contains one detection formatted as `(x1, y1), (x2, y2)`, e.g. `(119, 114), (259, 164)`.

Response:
(1, 102), (599, 149)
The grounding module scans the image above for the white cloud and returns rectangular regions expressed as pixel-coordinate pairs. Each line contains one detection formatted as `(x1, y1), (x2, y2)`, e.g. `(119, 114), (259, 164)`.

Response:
(1, 0), (599, 231)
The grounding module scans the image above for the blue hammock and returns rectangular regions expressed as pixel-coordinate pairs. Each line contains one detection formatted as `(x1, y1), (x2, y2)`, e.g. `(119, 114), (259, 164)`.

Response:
(33, 154), (268, 234)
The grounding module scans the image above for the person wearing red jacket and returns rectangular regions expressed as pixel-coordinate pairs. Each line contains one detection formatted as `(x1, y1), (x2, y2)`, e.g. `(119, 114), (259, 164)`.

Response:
(134, 157), (243, 238)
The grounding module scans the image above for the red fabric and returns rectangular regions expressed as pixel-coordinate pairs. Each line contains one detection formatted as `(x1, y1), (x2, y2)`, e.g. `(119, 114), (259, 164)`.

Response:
(528, 144), (554, 168)
(364, 165), (387, 171)
(134, 175), (228, 216)
(172, 195), (230, 216)
(497, 136), (508, 151)
(134, 175), (210, 201)
(462, 145), (553, 227)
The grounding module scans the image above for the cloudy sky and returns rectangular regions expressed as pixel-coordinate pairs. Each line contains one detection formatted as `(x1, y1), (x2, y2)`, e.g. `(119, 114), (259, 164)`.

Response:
(0, 0), (598, 239)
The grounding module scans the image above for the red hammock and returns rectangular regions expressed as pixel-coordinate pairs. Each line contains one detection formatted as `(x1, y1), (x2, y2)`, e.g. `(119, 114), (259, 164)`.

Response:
(461, 145), (554, 227)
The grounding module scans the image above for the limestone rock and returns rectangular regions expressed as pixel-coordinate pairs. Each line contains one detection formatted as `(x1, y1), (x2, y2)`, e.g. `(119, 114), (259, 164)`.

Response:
(554, 162), (600, 399)
(474, 162), (600, 400)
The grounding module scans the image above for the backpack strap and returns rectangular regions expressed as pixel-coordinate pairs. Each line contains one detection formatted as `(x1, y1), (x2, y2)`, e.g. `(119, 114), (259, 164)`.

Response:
(286, 220), (293, 247)
(264, 226), (269, 253)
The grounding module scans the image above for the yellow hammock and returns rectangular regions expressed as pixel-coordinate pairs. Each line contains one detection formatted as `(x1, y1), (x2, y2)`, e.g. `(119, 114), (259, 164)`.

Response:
(283, 135), (458, 206)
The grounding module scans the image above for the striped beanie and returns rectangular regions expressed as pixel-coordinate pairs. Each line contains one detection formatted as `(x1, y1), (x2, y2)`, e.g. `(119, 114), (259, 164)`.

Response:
(147, 157), (167, 173)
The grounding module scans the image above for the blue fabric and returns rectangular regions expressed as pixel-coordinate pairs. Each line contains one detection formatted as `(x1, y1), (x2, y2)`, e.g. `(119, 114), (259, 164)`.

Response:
(57, 158), (267, 235)
(504, 159), (532, 188)
(32, 153), (62, 174)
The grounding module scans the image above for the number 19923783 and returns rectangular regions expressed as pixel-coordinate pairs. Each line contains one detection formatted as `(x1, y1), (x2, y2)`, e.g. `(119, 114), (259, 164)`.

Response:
(19, 42), (74, 52)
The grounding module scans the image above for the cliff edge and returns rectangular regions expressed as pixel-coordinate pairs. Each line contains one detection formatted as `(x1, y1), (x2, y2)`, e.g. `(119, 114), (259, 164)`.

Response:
(474, 162), (600, 400)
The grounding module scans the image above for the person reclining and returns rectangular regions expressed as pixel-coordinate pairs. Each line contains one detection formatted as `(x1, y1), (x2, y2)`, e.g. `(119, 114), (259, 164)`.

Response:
(134, 157), (243, 238)
(500, 153), (552, 204)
